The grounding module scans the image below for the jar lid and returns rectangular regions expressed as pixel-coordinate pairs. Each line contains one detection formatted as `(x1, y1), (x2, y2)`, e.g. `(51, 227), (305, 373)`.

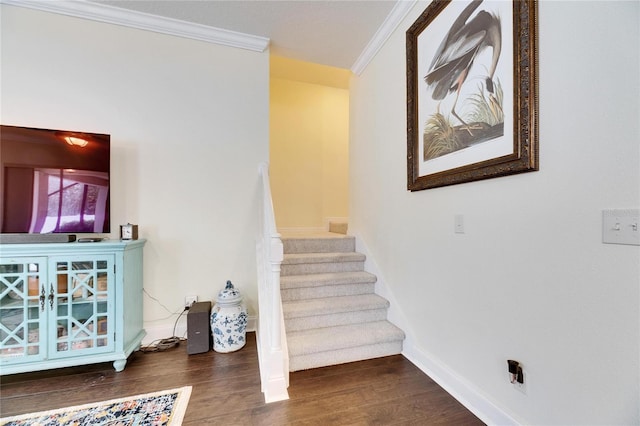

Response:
(216, 280), (242, 304)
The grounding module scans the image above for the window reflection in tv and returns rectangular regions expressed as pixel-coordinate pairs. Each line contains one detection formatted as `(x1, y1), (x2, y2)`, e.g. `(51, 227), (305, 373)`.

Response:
(1, 125), (110, 234)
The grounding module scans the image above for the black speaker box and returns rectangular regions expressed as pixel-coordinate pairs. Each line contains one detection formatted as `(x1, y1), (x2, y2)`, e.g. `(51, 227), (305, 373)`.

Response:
(187, 301), (212, 355)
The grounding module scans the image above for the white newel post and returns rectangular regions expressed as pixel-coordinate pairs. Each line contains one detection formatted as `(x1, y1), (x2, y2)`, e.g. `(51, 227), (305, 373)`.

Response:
(256, 162), (289, 403)
(269, 235), (283, 350)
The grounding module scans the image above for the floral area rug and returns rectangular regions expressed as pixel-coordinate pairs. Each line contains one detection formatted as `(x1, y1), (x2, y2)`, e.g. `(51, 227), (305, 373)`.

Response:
(1, 386), (192, 426)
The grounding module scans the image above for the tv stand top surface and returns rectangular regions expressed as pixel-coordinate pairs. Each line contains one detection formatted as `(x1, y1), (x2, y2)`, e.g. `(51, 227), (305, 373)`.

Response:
(0, 238), (145, 256)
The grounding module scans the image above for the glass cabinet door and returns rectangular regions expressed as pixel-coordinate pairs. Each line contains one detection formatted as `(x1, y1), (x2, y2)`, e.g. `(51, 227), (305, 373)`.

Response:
(49, 256), (115, 358)
(0, 257), (48, 364)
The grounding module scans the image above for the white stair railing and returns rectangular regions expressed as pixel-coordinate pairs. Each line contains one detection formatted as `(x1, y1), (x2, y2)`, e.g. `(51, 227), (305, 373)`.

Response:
(256, 162), (289, 403)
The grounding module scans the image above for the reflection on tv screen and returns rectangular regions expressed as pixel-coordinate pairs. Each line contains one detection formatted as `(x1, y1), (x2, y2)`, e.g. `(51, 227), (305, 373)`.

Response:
(1, 125), (110, 234)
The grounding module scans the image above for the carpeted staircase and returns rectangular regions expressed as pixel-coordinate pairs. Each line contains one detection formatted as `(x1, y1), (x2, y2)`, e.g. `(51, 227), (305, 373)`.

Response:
(280, 233), (405, 371)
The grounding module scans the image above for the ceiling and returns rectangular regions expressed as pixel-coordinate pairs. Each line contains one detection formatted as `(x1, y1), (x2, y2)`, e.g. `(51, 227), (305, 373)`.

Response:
(88, 0), (403, 70)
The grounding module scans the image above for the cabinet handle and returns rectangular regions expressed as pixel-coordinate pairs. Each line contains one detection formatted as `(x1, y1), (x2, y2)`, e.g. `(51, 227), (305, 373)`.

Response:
(40, 286), (46, 311)
(49, 284), (54, 310)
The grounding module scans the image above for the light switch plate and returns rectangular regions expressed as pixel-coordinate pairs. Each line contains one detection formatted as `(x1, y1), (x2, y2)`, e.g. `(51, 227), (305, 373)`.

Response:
(454, 214), (465, 234)
(602, 209), (640, 246)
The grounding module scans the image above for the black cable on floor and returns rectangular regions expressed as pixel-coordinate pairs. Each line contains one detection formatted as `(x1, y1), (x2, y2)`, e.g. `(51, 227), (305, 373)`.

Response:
(139, 308), (188, 353)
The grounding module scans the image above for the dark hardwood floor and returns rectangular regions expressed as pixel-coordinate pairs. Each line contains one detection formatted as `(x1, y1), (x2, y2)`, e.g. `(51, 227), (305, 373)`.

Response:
(1, 333), (484, 425)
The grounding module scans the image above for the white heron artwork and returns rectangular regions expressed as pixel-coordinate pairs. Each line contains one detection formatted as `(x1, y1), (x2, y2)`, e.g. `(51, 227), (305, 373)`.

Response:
(422, 0), (506, 162)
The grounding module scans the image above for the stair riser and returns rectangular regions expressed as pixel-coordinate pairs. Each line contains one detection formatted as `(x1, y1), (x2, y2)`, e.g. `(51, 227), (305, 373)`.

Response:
(281, 283), (375, 301)
(285, 308), (388, 332)
(287, 320), (405, 354)
(329, 223), (348, 235)
(289, 341), (404, 372)
(281, 261), (364, 276)
(283, 237), (355, 254)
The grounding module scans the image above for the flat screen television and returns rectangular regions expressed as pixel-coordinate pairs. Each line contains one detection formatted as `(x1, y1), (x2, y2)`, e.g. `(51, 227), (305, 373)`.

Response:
(0, 125), (110, 236)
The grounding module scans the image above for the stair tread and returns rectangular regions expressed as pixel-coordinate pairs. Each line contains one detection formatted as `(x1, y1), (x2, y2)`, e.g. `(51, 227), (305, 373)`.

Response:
(283, 294), (389, 318)
(281, 234), (355, 254)
(280, 271), (376, 288)
(282, 252), (365, 264)
(287, 321), (405, 356)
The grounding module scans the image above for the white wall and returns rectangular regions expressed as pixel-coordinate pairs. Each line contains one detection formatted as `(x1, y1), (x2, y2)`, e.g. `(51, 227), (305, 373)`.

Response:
(1, 5), (269, 338)
(350, 1), (639, 424)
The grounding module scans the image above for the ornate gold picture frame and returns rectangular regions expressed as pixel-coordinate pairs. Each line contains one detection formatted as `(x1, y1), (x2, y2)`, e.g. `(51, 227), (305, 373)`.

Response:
(407, 0), (538, 191)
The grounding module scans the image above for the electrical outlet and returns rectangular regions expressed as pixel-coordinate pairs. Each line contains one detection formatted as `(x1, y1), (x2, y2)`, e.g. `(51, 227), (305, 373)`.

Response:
(185, 295), (198, 308)
(507, 359), (526, 395)
(514, 371), (527, 395)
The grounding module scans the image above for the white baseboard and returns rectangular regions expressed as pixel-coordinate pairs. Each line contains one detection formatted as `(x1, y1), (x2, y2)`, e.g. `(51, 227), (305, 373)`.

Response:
(277, 217), (349, 235)
(142, 315), (257, 346)
(402, 343), (521, 426)
(277, 227), (325, 235)
(353, 233), (519, 426)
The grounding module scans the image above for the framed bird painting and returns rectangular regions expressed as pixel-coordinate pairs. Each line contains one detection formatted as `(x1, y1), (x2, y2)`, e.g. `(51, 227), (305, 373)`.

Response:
(406, 0), (538, 191)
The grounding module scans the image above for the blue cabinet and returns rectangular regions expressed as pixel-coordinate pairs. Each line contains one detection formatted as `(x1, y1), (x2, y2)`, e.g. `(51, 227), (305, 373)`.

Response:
(0, 240), (145, 374)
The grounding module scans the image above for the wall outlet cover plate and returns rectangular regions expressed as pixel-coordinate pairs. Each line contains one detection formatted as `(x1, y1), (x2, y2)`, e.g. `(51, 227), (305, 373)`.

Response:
(602, 209), (639, 246)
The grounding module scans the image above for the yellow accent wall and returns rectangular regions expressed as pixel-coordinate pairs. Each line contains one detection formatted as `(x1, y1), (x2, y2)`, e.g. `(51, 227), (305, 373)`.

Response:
(270, 56), (350, 230)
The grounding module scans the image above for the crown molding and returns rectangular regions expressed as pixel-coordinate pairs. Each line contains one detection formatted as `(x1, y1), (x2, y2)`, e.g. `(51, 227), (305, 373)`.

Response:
(351, 0), (417, 76)
(1, 0), (270, 52)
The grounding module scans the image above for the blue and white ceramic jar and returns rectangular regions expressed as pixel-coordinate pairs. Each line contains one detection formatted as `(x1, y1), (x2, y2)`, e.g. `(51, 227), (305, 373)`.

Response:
(210, 280), (247, 353)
